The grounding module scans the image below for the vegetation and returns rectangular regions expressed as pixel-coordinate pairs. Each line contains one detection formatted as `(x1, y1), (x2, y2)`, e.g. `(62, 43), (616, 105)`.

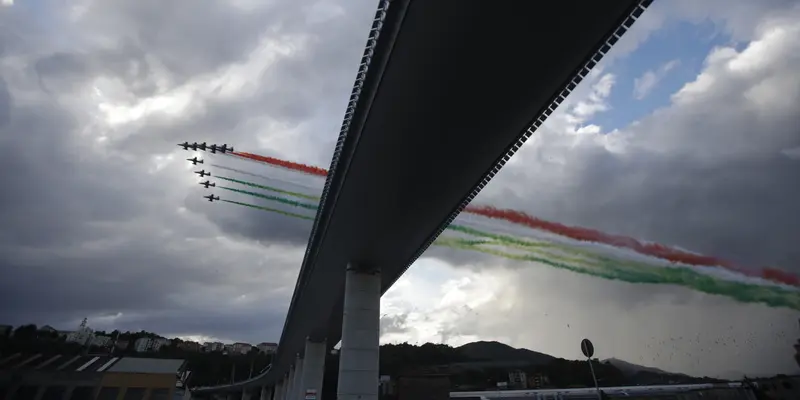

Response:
(0, 325), (730, 392)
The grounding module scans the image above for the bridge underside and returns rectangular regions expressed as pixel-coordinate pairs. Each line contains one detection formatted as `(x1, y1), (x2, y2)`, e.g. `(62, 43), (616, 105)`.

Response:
(195, 0), (646, 393)
(308, 0), (644, 363)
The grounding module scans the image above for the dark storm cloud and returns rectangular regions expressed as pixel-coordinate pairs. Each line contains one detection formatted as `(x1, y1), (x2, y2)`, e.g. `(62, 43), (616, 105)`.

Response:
(0, 0), (377, 342)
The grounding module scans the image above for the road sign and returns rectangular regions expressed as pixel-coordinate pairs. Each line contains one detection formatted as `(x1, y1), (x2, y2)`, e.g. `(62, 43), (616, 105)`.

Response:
(581, 338), (594, 358)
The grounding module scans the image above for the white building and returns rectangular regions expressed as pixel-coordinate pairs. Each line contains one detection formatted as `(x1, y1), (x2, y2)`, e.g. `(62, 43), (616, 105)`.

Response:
(203, 342), (225, 352)
(65, 318), (94, 346)
(92, 335), (112, 347)
(257, 342), (278, 354)
(233, 342), (252, 354)
(134, 337), (153, 352)
(135, 337), (171, 352)
(152, 338), (171, 351)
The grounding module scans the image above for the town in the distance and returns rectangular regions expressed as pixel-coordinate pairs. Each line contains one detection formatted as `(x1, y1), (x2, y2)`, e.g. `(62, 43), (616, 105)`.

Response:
(1, 318), (799, 399)
(8, 319), (279, 357)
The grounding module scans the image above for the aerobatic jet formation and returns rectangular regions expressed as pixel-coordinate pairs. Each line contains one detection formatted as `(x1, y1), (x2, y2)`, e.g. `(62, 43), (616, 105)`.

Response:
(204, 194), (220, 202)
(187, 157), (203, 165)
(199, 180), (215, 188)
(194, 170), (211, 177)
(178, 142), (234, 154)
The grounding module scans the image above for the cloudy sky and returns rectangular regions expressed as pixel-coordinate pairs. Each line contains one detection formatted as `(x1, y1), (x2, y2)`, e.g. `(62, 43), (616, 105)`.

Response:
(1, 0), (799, 381)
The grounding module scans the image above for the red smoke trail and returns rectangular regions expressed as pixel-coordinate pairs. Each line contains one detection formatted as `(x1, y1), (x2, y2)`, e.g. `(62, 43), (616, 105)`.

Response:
(464, 205), (800, 287)
(228, 151), (328, 177)
(221, 150), (799, 287)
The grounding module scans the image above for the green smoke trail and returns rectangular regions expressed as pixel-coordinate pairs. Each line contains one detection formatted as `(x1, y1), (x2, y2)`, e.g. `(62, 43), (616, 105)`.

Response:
(221, 200), (315, 221)
(217, 176), (319, 201)
(435, 236), (800, 310)
(219, 186), (318, 211)
(217, 192), (800, 310)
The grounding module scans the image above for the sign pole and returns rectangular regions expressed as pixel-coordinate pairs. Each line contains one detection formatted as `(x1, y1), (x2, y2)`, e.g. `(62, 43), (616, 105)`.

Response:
(581, 338), (602, 400)
(586, 356), (602, 400)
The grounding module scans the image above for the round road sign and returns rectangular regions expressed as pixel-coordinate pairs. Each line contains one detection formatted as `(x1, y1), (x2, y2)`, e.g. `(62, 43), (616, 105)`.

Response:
(581, 338), (594, 358)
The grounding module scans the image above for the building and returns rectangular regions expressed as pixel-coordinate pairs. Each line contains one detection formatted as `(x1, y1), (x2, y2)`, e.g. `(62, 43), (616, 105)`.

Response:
(134, 337), (171, 353)
(0, 353), (185, 400)
(152, 338), (171, 352)
(65, 318), (94, 346)
(527, 372), (550, 389)
(115, 339), (130, 351)
(233, 342), (252, 354)
(257, 342), (278, 354)
(748, 375), (800, 400)
(508, 370), (527, 389)
(203, 342), (225, 352)
(38, 325), (57, 334)
(178, 341), (201, 352)
(92, 335), (112, 347)
(397, 374), (450, 400)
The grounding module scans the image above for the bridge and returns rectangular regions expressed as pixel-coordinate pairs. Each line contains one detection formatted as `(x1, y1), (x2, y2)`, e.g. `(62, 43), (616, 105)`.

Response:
(192, 0), (652, 399)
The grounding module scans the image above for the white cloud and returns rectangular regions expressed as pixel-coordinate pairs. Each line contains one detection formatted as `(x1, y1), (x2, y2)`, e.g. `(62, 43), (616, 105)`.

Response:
(397, 0), (800, 379)
(633, 59), (680, 100)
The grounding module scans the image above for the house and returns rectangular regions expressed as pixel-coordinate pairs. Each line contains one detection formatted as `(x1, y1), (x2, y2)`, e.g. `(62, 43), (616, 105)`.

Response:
(0, 325), (12, 337)
(233, 342), (252, 354)
(257, 342), (278, 354)
(92, 335), (112, 347)
(508, 369), (527, 389)
(38, 325), (57, 334)
(65, 319), (94, 346)
(203, 342), (224, 352)
(178, 341), (201, 352)
(0, 354), (186, 400)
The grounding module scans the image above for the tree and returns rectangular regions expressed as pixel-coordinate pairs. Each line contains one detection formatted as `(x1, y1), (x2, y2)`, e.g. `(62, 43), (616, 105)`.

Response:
(13, 324), (37, 341)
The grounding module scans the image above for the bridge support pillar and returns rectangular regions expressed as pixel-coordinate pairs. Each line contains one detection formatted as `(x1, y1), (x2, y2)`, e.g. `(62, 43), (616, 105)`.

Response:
(286, 367), (296, 400)
(275, 379), (284, 400)
(337, 264), (381, 400)
(300, 338), (327, 400)
(292, 354), (305, 400)
(241, 390), (252, 400)
(260, 386), (271, 400)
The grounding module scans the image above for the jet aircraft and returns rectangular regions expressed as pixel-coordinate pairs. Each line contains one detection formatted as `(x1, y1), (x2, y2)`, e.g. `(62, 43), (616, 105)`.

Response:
(204, 194), (220, 202)
(218, 144), (233, 153)
(187, 157), (203, 165)
(199, 180), (215, 188)
(178, 141), (191, 150)
(197, 142), (207, 151)
(194, 170), (211, 177)
(209, 144), (218, 154)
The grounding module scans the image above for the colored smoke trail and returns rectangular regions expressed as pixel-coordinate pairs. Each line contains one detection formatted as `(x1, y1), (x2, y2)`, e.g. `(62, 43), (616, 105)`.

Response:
(462, 205), (800, 287)
(215, 195), (800, 311)
(217, 176), (319, 201)
(227, 151), (327, 177)
(221, 199), (314, 220)
(213, 150), (800, 288)
(219, 186), (318, 210)
(210, 164), (276, 181)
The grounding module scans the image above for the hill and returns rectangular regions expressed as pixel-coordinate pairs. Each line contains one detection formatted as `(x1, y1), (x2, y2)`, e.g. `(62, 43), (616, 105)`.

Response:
(456, 341), (555, 366)
(603, 357), (675, 377)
